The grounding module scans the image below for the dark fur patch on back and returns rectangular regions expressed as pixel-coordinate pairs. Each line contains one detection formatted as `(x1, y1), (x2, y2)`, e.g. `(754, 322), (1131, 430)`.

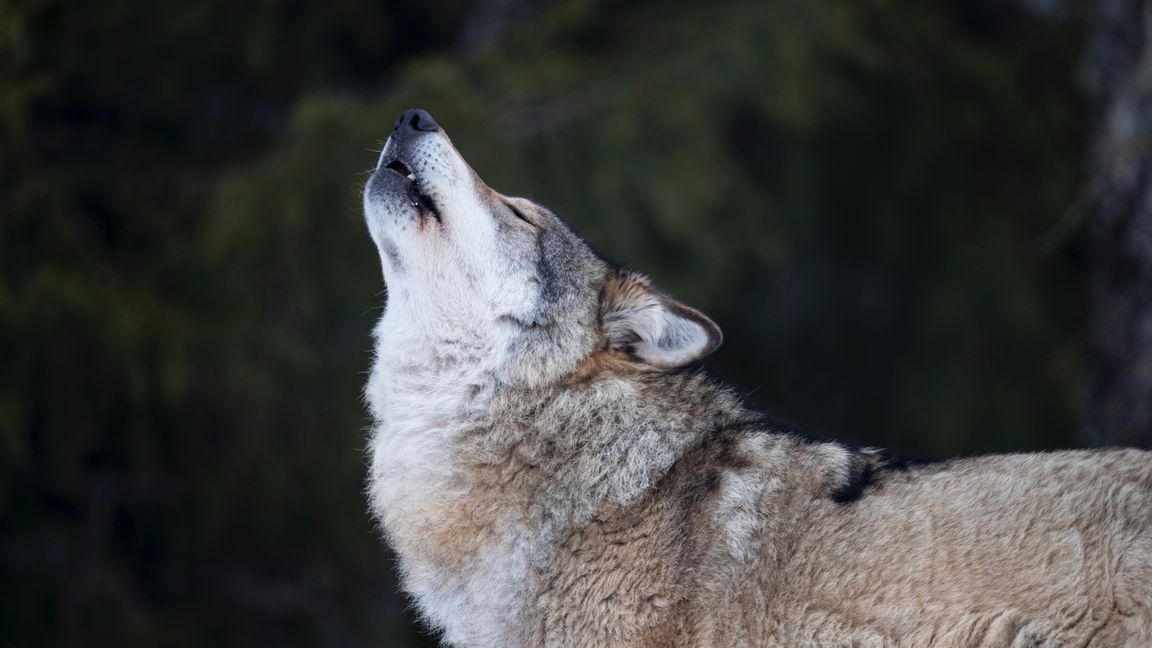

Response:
(829, 446), (949, 504)
(830, 453), (875, 504)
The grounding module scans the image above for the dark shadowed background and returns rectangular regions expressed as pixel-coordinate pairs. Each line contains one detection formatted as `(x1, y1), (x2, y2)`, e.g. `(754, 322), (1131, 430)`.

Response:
(3, 0), (1151, 646)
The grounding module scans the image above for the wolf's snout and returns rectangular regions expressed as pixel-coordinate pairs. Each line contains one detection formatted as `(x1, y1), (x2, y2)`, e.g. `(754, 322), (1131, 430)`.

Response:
(393, 108), (440, 136)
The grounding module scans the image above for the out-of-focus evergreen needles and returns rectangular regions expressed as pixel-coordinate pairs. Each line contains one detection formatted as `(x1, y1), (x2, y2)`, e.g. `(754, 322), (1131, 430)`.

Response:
(0, 0), (1086, 646)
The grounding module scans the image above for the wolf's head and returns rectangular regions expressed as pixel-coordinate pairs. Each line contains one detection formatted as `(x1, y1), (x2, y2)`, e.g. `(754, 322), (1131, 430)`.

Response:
(363, 109), (721, 386)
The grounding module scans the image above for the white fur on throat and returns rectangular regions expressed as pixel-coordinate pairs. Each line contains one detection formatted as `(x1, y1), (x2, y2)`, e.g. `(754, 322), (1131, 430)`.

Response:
(364, 130), (549, 646)
(366, 305), (531, 647)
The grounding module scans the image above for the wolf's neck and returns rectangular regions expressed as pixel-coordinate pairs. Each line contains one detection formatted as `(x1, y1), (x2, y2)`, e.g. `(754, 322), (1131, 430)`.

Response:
(367, 315), (748, 644)
(490, 369), (752, 513)
(365, 311), (499, 516)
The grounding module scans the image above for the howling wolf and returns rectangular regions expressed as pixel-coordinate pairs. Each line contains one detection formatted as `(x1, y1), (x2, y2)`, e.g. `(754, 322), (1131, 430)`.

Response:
(361, 108), (1152, 647)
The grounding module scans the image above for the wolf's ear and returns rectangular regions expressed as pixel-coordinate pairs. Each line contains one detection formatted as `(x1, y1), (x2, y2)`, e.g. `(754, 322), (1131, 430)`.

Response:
(601, 272), (722, 368)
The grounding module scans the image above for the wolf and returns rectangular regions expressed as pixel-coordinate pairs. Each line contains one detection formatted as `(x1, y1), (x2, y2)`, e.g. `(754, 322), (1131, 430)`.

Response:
(361, 108), (1152, 647)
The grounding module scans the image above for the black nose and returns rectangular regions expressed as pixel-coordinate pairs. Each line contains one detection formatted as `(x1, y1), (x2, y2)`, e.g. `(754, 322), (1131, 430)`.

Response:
(393, 108), (439, 134)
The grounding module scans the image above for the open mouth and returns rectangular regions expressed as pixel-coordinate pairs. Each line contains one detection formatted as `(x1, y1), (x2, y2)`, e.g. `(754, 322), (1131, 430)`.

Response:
(382, 158), (441, 221)
(385, 159), (416, 182)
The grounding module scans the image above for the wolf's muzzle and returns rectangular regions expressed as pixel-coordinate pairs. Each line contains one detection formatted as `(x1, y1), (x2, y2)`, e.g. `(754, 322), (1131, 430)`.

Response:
(368, 109), (445, 221)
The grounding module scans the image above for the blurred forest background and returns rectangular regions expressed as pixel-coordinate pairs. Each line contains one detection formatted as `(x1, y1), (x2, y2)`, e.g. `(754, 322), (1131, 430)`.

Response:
(2, 0), (1150, 646)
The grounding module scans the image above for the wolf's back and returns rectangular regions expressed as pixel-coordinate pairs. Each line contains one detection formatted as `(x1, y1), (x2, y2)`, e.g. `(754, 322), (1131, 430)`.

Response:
(715, 447), (1152, 647)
